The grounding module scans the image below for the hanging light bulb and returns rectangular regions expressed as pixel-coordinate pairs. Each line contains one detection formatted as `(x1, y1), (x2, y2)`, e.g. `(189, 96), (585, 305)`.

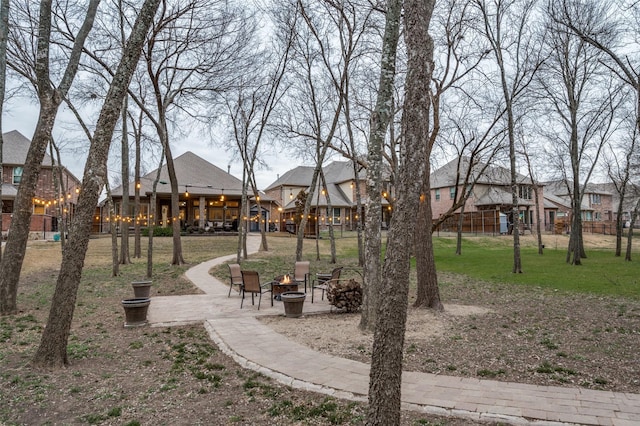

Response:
(220, 188), (225, 201)
(185, 185), (189, 197)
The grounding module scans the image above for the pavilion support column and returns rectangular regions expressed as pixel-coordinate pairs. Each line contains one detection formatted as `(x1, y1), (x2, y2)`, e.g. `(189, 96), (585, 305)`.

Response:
(199, 196), (206, 228)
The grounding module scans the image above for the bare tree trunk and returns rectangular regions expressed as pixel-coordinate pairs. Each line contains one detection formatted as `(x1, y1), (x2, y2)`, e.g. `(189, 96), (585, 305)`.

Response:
(295, 166), (323, 261)
(0, 0), (100, 315)
(147, 152), (164, 279)
(414, 169), (442, 310)
(315, 185), (321, 261)
(625, 199), (640, 262)
(158, 121), (185, 265)
(534, 185), (544, 254)
(104, 181), (119, 277)
(368, 0), (435, 423)
(32, 0), (161, 367)
(567, 179), (584, 265)
(237, 168), (247, 263)
(320, 171), (336, 263)
(456, 204), (465, 255)
(119, 96), (130, 265)
(615, 196), (624, 257)
(359, 0), (402, 333)
(133, 110), (142, 258)
(49, 141), (66, 250)
(0, 0), (9, 264)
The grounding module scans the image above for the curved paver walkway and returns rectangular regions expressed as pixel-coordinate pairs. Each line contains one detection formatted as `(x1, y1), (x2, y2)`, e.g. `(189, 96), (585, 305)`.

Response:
(147, 234), (640, 425)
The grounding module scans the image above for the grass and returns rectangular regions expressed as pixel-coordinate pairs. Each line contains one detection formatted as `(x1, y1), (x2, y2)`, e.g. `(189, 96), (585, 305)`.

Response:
(432, 236), (640, 299)
(207, 232), (640, 302)
(2, 231), (638, 425)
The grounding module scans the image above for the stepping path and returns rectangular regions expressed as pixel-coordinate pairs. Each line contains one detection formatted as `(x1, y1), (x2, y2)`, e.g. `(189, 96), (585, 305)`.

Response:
(147, 235), (640, 425)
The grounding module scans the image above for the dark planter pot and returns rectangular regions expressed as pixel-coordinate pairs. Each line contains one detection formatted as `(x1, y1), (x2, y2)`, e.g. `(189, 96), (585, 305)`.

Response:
(131, 280), (153, 298)
(122, 297), (151, 327)
(281, 292), (306, 318)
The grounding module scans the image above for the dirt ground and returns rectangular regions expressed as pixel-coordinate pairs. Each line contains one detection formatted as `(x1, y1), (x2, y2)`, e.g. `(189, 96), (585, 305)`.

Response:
(0, 238), (485, 426)
(261, 234), (640, 395)
(1, 233), (638, 426)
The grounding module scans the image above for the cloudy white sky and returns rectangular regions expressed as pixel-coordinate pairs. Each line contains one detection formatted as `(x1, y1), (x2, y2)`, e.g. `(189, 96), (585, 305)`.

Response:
(3, 96), (294, 191)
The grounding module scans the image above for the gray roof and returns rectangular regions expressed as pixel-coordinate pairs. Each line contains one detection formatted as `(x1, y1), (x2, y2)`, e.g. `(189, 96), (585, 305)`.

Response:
(111, 151), (243, 197)
(474, 186), (536, 207)
(543, 180), (613, 197)
(543, 192), (592, 211)
(1, 183), (18, 198)
(431, 157), (533, 189)
(2, 130), (55, 166)
(265, 161), (364, 190)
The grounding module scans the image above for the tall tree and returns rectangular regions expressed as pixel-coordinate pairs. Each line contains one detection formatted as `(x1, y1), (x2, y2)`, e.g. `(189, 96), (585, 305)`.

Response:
(414, 0), (493, 309)
(367, 0), (436, 423)
(141, 0), (251, 265)
(555, 0), (640, 261)
(0, 0), (10, 264)
(118, 0), (131, 266)
(359, 0), (402, 332)
(603, 109), (640, 258)
(284, 0), (364, 262)
(225, 1), (296, 257)
(475, 0), (543, 273)
(1, 0), (100, 315)
(32, 0), (161, 367)
(542, 0), (622, 265)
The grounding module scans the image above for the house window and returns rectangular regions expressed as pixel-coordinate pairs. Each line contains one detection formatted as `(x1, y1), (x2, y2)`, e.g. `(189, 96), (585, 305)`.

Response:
(449, 187), (455, 200)
(333, 207), (341, 224)
(591, 194), (601, 205)
(594, 211), (601, 221)
(2, 200), (13, 213)
(13, 167), (23, 184)
(435, 189), (440, 201)
(518, 185), (532, 200)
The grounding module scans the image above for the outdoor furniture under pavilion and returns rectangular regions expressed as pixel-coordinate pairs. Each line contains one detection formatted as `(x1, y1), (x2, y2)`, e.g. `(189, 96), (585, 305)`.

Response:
(311, 266), (343, 303)
(292, 261), (310, 293)
(227, 263), (243, 297)
(240, 270), (273, 310)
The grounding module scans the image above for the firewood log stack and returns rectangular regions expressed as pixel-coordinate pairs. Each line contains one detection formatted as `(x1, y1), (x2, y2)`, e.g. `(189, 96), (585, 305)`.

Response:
(326, 279), (362, 312)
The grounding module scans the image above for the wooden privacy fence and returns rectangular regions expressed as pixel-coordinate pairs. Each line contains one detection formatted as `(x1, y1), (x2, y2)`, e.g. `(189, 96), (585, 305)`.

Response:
(434, 210), (504, 235)
(434, 212), (619, 236)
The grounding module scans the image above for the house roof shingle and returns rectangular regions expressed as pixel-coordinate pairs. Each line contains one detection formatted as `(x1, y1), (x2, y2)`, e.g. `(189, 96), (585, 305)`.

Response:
(3, 130), (55, 166)
(431, 157), (534, 189)
(111, 151), (244, 197)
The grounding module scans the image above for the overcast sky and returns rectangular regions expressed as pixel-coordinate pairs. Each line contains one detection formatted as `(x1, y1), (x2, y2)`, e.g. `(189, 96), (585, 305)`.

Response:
(2, 95), (292, 191)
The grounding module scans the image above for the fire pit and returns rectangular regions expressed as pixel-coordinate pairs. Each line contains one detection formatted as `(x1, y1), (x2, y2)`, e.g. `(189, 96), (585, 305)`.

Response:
(272, 274), (299, 301)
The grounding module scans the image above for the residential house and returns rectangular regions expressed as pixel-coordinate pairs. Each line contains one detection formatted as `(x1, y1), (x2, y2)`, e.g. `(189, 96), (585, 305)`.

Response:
(107, 151), (272, 233)
(264, 161), (384, 234)
(430, 157), (544, 234)
(1, 130), (81, 239)
(543, 180), (615, 234)
(591, 182), (640, 227)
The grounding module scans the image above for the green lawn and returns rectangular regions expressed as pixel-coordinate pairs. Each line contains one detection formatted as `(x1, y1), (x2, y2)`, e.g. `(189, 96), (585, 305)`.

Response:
(433, 237), (640, 299)
(215, 232), (640, 301)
